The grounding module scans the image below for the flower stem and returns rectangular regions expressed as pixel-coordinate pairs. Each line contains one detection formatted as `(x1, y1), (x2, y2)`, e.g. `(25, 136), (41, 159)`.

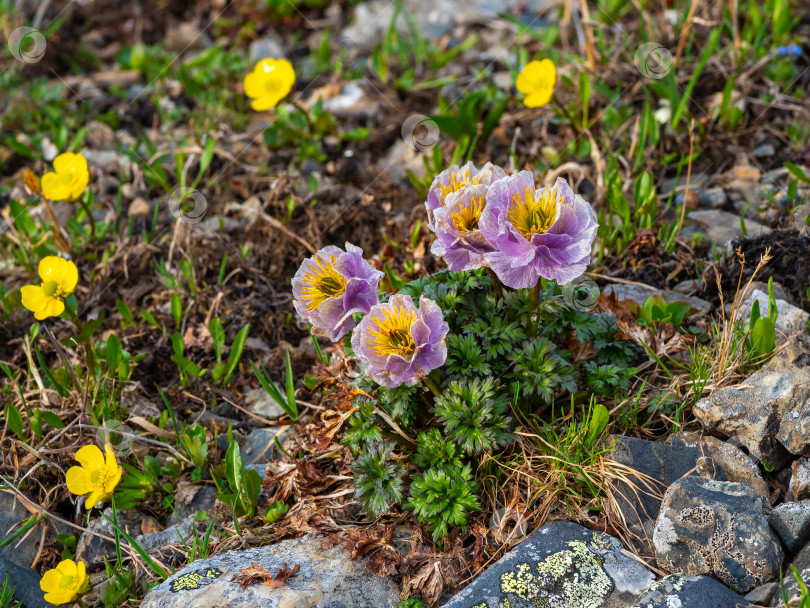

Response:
(486, 268), (504, 301)
(41, 197), (71, 253)
(78, 193), (96, 238)
(422, 374), (441, 397)
(288, 99), (316, 136)
(528, 282), (541, 338)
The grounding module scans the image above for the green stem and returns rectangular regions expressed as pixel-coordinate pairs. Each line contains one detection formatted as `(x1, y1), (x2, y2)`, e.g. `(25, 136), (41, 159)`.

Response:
(551, 97), (582, 137)
(288, 99), (316, 136)
(76, 598), (89, 608)
(486, 268), (504, 301)
(78, 193), (96, 238)
(422, 374), (441, 397)
(528, 282), (541, 338)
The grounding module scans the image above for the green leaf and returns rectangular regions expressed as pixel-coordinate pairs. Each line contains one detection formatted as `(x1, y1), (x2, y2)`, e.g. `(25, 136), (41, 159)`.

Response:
(751, 317), (776, 356)
(41, 410), (65, 429)
(785, 162), (810, 184)
(4, 402), (24, 440)
(224, 440), (243, 495)
(585, 403), (609, 447)
(223, 324), (250, 385)
(170, 355), (204, 378)
(106, 334), (122, 374)
(171, 294), (182, 330)
(116, 299), (136, 326)
(209, 317), (225, 364)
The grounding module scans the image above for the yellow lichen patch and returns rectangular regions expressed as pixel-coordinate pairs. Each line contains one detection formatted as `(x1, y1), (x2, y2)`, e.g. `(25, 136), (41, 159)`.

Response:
(497, 540), (613, 608)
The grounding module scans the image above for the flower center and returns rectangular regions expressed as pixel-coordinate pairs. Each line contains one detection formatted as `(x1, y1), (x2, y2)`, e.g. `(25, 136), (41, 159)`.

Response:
(42, 281), (59, 298)
(450, 194), (486, 234)
(265, 78), (280, 93)
(59, 575), (74, 589)
(507, 186), (559, 240)
(438, 168), (481, 206)
(368, 306), (417, 357)
(90, 470), (103, 485)
(300, 256), (347, 311)
(61, 171), (74, 184)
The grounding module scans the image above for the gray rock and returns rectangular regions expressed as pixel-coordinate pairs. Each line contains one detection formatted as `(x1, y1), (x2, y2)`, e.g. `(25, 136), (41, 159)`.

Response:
(76, 508), (195, 569)
(626, 574), (752, 608)
(674, 432), (769, 498)
(244, 387), (286, 423)
(653, 476), (783, 593)
(789, 458), (810, 501)
(0, 555), (48, 608)
(249, 34), (286, 63)
(772, 541), (810, 606)
(737, 289), (810, 336)
(240, 427), (289, 465)
(0, 491), (46, 570)
(442, 521), (655, 608)
(769, 501), (810, 554)
(698, 187), (728, 209)
(608, 436), (726, 557)
(753, 144), (776, 158)
(686, 209), (771, 249)
(168, 484), (218, 526)
(601, 283), (713, 315)
(746, 582), (780, 605)
(342, 0), (553, 48)
(141, 535), (400, 608)
(693, 338), (810, 470)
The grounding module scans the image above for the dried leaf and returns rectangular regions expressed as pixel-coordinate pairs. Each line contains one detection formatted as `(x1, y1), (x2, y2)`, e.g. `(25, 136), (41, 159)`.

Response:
(230, 562), (300, 590)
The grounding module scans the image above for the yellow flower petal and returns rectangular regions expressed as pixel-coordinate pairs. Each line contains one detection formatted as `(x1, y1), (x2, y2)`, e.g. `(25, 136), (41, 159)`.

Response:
(34, 297), (65, 320)
(74, 444), (105, 470)
(53, 153), (87, 175)
(21, 284), (47, 314)
(66, 466), (93, 496)
(44, 588), (78, 605)
(243, 71), (266, 100)
(40, 172), (71, 201)
(55, 559), (78, 577)
(244, 58), (295, 111)
(524, 89), (554, 109)
(250, 94), (284, 112)
(57, 260), (78, 295)
(75, 561), (89, 592)
(39, 569), (62, 592)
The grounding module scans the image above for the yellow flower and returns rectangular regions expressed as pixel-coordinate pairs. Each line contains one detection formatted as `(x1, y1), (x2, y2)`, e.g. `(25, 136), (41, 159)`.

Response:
(39, 559), (90, 606)
(41, 152), (89, 202)
(20, 257), (78, 320)
(65, 444), (122, 510)
(516, 59), (557, 108)
(243, 57), (295, 111)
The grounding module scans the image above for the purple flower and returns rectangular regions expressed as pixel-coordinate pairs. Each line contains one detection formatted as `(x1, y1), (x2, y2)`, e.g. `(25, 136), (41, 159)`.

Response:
(292, 242), (383, 342)
(426, 162), (506, 229)
(351, 294), (449, 388)
(430, 184), (495, 271)
(479, 171), (598, 288)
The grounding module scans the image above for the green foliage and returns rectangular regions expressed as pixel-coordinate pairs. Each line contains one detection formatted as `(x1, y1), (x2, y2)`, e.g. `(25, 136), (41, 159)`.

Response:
(433, 378), (513, 454)
(397, 599), (428, 608)
(212, 440), (262, 520)
(115, 456), (176, 510)
(413, 428), (464, 472)
(636, 295), (691, 330)
(343, 397), (383, 455)
(583, 362), (637, 398)
(251, 352), (298, 420)
(352, 442), (406, 518)
(0, 574), (20, 608)
(264, 501), (290, 524)
(377, 383), (423, 426)
(507, 337), (577, 403)
(406, 464), (479, 542)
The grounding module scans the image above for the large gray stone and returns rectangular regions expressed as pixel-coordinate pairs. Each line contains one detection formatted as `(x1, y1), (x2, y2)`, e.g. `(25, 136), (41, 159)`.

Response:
(693, 337), (810, 470)
(141, 535), (401, 608)
(0, 556), (48, 608)
(0, 491), (44, 570)
(626, 574), (753, 608)
(687, 209), (771, 249)
(653, 476), (783, 593)
(790, 458), (810, 501)
(240, 427), (289, 465)
(673, 432), (769, 498)
(608, 436), (726, 557)
(769, 501), (810, 554)
(244, 387), (286, 424)
(441, 521), (655, 608)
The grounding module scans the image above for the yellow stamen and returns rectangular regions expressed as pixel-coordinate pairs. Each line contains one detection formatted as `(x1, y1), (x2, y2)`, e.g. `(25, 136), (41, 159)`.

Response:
(368, 306), (417, 357)
(438, 167), (482, 205)
(506, 186), (560, 239)
(42, 281), (59, 298)
(450, 194), (486, 233)
(300, 256), (347, 311)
